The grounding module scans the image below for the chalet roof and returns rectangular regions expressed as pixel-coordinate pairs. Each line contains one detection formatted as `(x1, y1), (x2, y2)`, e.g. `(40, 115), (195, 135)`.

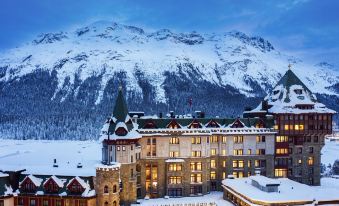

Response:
(274, 69), (315, 103)
(245, 68), (336, 115)
(18, 174), (95, 197)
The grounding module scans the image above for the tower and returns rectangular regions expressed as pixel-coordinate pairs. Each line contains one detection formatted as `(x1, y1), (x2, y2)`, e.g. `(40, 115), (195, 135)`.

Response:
(95, 166), (120, 206)
(244, 66), (336, 185)
(100, 86), (141, 205)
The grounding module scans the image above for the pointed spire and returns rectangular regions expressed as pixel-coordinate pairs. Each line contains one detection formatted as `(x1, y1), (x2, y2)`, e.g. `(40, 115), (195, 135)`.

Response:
(288, 63), (292, 70)
(112, 85), (129, 122)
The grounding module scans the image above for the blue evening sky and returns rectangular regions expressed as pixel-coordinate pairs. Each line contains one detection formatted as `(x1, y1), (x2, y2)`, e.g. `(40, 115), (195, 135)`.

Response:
(0, 0), (338, 65)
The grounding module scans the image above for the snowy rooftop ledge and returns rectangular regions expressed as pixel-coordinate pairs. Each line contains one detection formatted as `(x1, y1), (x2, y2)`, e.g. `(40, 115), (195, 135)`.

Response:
(0, 140), (102, 176)
(222, 176), (339, 205)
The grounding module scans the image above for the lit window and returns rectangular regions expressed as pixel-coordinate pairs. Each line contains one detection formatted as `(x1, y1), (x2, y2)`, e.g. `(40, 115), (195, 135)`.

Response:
(308, 157), (314, 165)
(210, 171), (216, 180)
(284, 125), (289, 130)
(210, 160), (216, 168)
(170, 151), (179, 157)
(276, 136), (288, 142)
(191, 137), (201, 144)
(298, 159), (302, 165)
(233, 136), (243, 143)
(169, 176), (182, 184)
(222, 160), (226, 167)
(170, 137), (179, 144)
(275, 169), (287, 177)
(221, 149), (226, 155)
(276, 148), (288, 154)
(211, 149), (217, 156)
(169, 163), (182, 171)
(222, 136), (227, 143)
(233, 149), (243, 155)
(191, 151), (201, 157)
(222, 172), (226, 179)
(247, 149), (252, 155)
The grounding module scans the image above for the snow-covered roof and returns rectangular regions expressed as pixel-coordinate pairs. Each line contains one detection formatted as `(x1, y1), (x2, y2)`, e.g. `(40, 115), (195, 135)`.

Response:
(0, 140), (101, 176)
(249, 175), (280, 186)
(21, 175), (43, 187)
(115, 122), (128, 131)
(0, 172), (9, 178)
(222, 177), (339, 203)
(43, 175), (65, 188)
(96, 163), (121, 170)
(247, 69), (336, 115)
(65, 176), (95, 197)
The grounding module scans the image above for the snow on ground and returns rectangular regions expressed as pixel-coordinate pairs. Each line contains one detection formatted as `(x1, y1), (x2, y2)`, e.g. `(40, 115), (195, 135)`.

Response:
(321, 139), (339, 166)
(0, 140), (102, 176)
(133, 192), (233, 206)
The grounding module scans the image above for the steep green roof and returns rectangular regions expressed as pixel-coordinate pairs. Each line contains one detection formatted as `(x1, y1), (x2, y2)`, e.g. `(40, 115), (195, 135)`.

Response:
(274, 69), (315, 103)
(112, 86), (129, 122)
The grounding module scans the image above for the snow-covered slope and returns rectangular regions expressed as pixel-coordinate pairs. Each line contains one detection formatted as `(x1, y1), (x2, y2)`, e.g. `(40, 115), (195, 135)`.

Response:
(0, 21), (338, 104)
(0, 21), (338, 140)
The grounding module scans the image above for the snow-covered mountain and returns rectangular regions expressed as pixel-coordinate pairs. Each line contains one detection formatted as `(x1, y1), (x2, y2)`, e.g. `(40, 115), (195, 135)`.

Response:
(0, 21), (338, 139)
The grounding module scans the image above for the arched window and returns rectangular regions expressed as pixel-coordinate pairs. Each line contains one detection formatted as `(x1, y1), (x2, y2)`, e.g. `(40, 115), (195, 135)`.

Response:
(104, 201), (108, 206)
(104, 185), (109, 193)
(113, 185), (117, 193)
(113, 201), (116, 206)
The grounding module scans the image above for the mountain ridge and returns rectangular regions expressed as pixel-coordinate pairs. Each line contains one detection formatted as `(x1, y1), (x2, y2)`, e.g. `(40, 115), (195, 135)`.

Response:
(0, 21), (338, 140)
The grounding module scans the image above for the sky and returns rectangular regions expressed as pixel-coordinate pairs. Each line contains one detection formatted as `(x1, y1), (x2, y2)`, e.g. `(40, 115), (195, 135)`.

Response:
(0, 0), (338, 66)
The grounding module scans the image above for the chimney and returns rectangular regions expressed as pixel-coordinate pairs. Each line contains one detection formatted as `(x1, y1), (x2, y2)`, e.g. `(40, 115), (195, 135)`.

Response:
(53, 159), (58, 167)
(170, 111), (174, 118)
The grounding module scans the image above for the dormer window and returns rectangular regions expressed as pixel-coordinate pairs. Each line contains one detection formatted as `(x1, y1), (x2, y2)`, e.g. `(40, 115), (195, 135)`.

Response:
(20, 175), (42, 193)
(188, 120), (202, 129)
(206, 120), (220, 128)
(21, 180), (36, 193)
(167, 119), (181, 129)
(67, 178), (85, 194)
(294, 89), (303, 95)
(230, 119), (245, 128)
(43, 177), (62, 193)
(273, 90), (279, 95)
(115, 127), (127, 136)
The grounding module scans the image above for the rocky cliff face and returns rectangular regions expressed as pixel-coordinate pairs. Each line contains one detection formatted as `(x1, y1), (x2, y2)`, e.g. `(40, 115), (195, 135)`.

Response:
(0, 21), (338, 139)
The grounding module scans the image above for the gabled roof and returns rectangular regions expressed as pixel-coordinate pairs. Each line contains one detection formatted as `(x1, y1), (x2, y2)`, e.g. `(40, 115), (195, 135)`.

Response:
(188, 119), (202, 128)
(20, 175), (43, 187)
(43, 175), (65, 188)
(18, 174), (95, 197)
(229, 119), (246, 128)
(273, 69), (316, 103)
(166, 119), (181, 129)
(246, 67), (336, 115)
(205, 119), (220, 128)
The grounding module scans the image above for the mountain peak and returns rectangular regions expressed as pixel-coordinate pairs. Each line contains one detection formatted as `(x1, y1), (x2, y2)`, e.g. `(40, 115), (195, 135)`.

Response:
(228, 31), (274, 52)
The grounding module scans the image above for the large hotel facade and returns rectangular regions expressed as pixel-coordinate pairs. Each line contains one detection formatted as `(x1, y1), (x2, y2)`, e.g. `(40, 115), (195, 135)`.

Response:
(0, 68), (335, 206)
